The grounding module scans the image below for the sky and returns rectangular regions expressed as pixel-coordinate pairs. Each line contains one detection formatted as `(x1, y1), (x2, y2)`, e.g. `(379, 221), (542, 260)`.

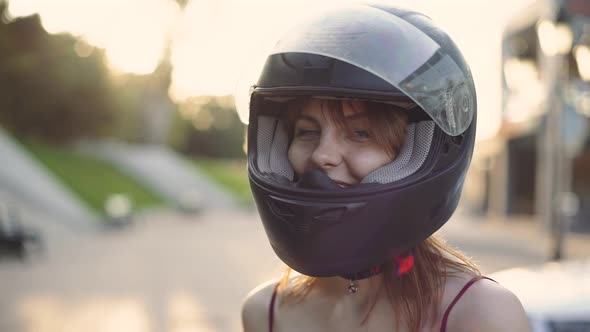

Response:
(5, 0), (538, 141)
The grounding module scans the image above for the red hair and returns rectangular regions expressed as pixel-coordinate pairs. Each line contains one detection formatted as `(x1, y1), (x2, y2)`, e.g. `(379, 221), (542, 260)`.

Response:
(278, 236), (480, 331)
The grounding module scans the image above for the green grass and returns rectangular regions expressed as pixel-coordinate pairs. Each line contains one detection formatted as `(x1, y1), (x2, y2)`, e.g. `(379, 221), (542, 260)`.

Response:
(23, 141), (165, 215)
(191, 158), (253, 204)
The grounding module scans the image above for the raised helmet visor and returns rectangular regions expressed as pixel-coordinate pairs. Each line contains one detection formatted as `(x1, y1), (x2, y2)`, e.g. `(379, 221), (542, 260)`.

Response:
(237, 4), (475, 136)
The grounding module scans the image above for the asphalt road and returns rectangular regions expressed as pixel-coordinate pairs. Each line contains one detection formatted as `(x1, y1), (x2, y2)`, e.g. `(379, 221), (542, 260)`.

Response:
(1, 208), (588, 332)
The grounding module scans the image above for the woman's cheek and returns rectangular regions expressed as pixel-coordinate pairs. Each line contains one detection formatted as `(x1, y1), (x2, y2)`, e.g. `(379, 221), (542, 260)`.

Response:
(349, 148), (393, 179)
(288, 143), (309, 175)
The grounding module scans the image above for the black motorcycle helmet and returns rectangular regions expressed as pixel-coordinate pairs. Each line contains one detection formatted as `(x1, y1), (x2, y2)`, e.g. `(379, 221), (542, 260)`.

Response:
(237, 3), (477, 278)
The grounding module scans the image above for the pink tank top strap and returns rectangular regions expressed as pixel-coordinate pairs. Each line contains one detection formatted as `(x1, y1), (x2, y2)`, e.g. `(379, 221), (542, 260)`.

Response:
(440, 275), (496, 332)
(269, 284), (279, 332)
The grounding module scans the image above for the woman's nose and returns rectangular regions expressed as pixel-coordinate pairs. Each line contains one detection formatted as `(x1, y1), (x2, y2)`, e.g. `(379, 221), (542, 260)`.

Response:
(310, 132), (343, 169)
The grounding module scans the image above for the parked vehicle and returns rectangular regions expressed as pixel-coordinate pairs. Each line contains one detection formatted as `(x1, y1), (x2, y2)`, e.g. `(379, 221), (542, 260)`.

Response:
(0, 204), (42, 260)
(491, 258), (590, 331)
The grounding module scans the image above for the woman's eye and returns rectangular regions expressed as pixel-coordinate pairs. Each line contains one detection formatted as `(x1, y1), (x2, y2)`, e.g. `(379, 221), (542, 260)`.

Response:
(295, 129), (320, 137)
(353, 130), (370, 139)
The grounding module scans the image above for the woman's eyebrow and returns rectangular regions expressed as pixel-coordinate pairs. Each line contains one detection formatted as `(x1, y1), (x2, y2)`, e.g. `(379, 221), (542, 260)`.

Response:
(295, 115), (320, 125)
(345, 112), (368, 121)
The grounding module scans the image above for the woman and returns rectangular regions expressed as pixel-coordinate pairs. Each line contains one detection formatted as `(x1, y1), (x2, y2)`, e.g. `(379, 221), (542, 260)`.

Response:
(238, 3), (530, 331)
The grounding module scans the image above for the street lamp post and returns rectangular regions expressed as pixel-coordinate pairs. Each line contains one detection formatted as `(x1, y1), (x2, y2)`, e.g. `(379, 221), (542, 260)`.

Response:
(537, 3), (574, 261)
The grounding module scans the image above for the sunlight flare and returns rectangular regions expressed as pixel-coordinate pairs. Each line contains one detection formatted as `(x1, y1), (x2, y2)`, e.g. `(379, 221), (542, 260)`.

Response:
(8, 0), (180, 75)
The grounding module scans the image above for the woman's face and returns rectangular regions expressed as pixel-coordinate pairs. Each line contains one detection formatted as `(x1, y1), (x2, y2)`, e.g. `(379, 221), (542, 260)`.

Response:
(287, 99), (395, 188)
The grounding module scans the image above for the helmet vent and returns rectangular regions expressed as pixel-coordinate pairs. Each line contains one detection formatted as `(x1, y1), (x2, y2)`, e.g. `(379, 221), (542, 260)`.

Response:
(267, 197), (351, 234)
(313, 207), (347, 224)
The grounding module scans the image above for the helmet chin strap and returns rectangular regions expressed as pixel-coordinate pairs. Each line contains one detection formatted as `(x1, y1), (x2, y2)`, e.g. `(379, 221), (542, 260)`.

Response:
(342, 265), (385, 294)
(341, 251), (415, 294)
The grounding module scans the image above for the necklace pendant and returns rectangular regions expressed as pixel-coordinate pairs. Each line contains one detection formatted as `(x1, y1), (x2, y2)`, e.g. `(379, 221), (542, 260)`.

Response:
(347, 280), (358, 294)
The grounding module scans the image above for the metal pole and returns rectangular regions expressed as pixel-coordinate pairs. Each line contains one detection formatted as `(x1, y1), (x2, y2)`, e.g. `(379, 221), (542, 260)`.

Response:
(542, 52), (564, 261)
(550, 53), (568, 260)
(538, 0), (570, 261)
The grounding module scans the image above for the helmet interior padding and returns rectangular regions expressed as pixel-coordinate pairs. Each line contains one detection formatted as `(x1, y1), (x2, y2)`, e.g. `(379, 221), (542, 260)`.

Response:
(255, 115), (435, 184)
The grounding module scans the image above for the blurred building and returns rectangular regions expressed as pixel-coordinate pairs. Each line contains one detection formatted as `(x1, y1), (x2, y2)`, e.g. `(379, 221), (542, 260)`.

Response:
(467, 0), (590, 233)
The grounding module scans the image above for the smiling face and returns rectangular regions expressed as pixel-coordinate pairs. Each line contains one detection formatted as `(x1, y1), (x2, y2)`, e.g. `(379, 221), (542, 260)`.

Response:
(287, 98), (408, 187)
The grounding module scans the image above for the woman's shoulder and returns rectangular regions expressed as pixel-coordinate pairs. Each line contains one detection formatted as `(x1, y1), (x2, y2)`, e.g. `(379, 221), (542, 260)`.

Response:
(241, 279), (279, 332)
(443, 273), (531, 331)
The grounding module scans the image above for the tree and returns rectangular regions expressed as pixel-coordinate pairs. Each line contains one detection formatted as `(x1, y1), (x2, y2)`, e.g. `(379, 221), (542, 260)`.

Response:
(173, 96), (246, 159)
(0, 6), (118, 144)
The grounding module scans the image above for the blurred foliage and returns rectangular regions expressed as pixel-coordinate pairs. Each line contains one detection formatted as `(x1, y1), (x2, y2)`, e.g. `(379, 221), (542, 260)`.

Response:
(23, 139), (165, 214)
(173, 95), (246, 159)
(108, 59), (176, 144)
(0, 2), (244, 160)
(174, 0), (190, 9)
(0, 3), (176, 145)
(0, 6), (117, 144)
(191, 158), (252, 204)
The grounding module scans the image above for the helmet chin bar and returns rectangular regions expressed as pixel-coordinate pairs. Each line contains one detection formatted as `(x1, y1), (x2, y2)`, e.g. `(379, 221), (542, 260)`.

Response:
(291, 170), (415, 281)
